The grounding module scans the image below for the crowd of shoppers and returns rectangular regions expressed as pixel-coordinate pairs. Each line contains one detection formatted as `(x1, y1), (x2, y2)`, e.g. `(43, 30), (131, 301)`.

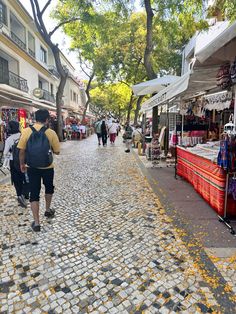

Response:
(94, 117), (121, 147)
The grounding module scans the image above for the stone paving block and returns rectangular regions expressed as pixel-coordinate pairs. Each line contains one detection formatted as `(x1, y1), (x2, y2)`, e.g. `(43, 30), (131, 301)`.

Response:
(0, 138), (235, 313)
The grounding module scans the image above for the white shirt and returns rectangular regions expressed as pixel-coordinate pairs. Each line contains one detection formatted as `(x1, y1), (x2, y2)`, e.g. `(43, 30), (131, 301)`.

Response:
(108, 123), (118, 134)
(79, 125), (86, 133)
(133, 128), (142, 139)
(3, 133), (21, 160)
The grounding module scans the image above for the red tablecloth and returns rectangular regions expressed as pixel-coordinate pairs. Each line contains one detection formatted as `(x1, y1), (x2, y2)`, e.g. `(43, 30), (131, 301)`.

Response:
(177, 147), (236, 217)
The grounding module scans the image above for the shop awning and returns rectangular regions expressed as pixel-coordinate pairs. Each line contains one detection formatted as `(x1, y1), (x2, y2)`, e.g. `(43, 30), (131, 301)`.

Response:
(132, 75), (180, 96)
(140, 66), (218, 113)
(195, 20), (236, 64)
(0, 84), (57, 111)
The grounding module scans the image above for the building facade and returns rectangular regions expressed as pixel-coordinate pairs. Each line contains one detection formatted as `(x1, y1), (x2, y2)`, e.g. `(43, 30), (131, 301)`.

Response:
(0, 0), (87, 143)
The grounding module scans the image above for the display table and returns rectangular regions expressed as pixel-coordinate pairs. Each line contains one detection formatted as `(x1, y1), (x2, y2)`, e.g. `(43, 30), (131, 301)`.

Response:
(177, 146), (236, 217)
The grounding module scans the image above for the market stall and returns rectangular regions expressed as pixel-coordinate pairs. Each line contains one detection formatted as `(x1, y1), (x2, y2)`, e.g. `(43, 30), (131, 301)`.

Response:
(176, 84), (236, 218)
(177, 144), (236, 217)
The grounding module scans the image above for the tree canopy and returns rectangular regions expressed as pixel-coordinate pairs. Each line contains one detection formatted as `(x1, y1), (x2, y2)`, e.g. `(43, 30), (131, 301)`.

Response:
(53, 0), (209, 121)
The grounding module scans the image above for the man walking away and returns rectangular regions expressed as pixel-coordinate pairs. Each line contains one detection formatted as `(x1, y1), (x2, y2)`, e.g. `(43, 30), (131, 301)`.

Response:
(18, 109), (60, 232)
(124, 122), (133, 153)
(94, 119), (102, 146)
(101, 119), (108, 147)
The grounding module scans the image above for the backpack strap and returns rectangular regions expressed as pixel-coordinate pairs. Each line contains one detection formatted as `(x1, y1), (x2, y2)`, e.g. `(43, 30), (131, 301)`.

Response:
(30, 126), (48, 133)
(40, 126), (48, 133)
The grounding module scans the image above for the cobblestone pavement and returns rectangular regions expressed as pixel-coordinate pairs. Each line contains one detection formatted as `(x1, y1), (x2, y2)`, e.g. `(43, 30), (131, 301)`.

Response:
(0, 135), (236, 314)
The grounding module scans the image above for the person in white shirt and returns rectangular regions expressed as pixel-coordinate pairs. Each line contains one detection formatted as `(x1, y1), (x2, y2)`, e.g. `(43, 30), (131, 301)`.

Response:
(78, 124), (86, 139)
(132, 125), (143, 147)
(3, 121), (27, 208)
(108, 120), (118, 144)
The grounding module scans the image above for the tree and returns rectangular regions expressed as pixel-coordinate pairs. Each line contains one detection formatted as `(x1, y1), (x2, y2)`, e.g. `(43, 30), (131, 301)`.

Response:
(90, 82), (132, 120)
(55, 4), (148, 121)
(29, 0), (82, 141)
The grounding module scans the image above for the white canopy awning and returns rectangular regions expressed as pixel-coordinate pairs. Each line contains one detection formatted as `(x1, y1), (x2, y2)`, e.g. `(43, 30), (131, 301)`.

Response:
(140, 66), (218, 113)
(132, 75), (179, 96)
(195, 20), (236, 64)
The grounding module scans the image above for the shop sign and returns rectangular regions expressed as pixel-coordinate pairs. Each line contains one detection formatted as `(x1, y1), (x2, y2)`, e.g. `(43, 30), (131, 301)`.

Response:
(33, 88), (43, 98)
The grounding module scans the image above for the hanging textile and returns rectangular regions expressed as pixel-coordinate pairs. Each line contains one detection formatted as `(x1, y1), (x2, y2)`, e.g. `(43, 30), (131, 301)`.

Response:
(217, 135), (236, 172)
(228, 177), (236, 200)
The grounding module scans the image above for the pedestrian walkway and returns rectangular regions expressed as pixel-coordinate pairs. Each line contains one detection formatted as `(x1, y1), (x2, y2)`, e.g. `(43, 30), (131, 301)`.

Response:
(0, 135), (236, 313)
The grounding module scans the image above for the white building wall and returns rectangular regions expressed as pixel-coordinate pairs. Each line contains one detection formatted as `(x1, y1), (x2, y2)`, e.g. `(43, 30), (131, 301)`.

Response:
(0, 40), (58, 97)
(0, 0), (84, 112)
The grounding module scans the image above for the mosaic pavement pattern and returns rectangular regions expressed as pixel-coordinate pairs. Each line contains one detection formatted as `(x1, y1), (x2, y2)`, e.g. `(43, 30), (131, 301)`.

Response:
(0, 136), (235, 313)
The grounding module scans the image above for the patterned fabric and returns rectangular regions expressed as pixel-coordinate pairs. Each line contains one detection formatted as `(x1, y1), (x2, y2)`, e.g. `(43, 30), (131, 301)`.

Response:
(217, 140), (229, 170)
(217, 137), (236, 172)
(177, 147), (236, 217)
(228, 178), (236, 201)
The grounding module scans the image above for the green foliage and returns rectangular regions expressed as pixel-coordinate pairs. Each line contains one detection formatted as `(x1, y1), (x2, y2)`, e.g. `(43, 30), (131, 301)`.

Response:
(89, 82), (132, 118)
(208, 0), (236, 22)
(53, 0), (209, 118)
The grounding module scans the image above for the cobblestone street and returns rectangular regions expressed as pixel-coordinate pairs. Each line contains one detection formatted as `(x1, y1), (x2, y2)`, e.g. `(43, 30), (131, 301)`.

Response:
(0, 135), (236, 314)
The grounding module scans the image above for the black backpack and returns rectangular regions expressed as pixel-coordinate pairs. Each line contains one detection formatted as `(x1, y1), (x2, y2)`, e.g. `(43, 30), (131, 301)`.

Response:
(12, 139), (21, 172)
(26, 126), (53, 168)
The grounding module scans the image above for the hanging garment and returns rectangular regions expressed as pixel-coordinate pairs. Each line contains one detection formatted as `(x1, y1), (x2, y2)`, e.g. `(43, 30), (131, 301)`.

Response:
(217, 140), (229, 170)
(228, 136), (236, 172)
(228, 177), (236, 200)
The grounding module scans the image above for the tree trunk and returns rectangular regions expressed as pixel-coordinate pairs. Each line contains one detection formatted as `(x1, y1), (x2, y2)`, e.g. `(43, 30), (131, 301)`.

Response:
(152, 105), (159, 135)
(82, 71), (95, 123)
(52, 46), (68, 141)
(29, 1), (69, 142)
(134, 96), (144, 125)
(118, 106), (121, 121)
(144, 0), (158, 136)
(56, 75), (67, 141)
(144, 0), (156, 80)
(126, 94), (134, 122)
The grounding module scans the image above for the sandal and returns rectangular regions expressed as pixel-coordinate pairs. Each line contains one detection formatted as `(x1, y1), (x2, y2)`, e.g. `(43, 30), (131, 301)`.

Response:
(44, 208), (55, 218)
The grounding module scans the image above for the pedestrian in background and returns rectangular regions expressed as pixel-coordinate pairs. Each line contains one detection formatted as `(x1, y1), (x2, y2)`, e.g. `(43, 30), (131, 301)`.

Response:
(3, 121), (27, 208)
(116, 120), (121, 136)
(18, 109), (60, 232)
(123, 122), (133, 153)
(94, 119), (102, 146)
(108, 120), (118, 145)
(101, 119), (108, 147)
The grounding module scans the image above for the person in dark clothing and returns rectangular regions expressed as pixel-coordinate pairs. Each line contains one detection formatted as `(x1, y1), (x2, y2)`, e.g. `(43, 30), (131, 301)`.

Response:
(3, 121), (27, 208)
(101, 120), (108, 146)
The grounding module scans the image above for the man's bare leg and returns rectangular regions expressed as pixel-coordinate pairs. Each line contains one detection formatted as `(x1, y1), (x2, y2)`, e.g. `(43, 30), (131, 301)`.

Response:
(45, 194), (53, 211)
(31, 201), (40, 225)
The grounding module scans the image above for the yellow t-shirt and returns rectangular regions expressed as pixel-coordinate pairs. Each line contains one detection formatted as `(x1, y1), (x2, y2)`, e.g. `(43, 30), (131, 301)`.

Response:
(17, 123), (60, 169)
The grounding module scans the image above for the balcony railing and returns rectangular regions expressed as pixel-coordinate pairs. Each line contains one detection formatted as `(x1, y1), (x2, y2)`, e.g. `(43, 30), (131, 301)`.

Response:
(42, 89), (55, 103)
(0, 70), (29, 93)
(9, 71), (29, 92)
(48, 65), (60, 79)
(11, 31), (26, 50)
(28, 48), (35, 58)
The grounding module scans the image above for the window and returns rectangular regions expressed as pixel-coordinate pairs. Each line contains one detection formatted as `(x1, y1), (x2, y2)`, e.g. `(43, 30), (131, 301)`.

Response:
(50, 83), (54, 95)
(70, 90), (72, 101)
(28, 32), (35, 58)
(73, 92), (76, 102)
(40, 46), (47, 63)
(0, 1), (7, 26)
(38, 79), (43, 89)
